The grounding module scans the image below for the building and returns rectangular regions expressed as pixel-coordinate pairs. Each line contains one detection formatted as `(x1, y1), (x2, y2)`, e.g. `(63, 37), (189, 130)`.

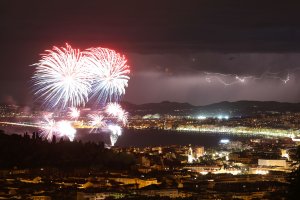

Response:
(195, 147), (204, 158)
(258, 159), (287, 168)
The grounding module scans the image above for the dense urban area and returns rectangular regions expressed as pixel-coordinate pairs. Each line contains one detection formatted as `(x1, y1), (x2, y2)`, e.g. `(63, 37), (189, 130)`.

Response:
(0, 103), (300, 199)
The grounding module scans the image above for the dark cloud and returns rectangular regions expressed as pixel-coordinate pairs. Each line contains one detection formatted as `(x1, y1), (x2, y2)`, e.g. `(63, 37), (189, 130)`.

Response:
(129, 52), (300, 78)
(2, 0), (300, 53)
(1, 0), (300, 104)
(124, 71), (300, 105)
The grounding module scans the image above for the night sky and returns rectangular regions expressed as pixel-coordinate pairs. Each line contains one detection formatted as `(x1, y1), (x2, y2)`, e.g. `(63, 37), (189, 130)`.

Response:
(2, 0), (300, 105)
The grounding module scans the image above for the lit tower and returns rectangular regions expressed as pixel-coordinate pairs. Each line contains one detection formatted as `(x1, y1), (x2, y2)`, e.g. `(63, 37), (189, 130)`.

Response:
(188, 147), (194, 163)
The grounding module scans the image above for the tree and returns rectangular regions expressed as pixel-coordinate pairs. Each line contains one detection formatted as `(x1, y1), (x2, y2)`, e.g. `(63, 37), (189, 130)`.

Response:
(287, 146), (300, 199)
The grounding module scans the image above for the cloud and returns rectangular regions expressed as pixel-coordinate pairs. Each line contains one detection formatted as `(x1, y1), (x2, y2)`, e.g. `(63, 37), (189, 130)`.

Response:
(129, 52), (300, 76)
(1, 0), (300, 104)
(124, 71), (300, 105)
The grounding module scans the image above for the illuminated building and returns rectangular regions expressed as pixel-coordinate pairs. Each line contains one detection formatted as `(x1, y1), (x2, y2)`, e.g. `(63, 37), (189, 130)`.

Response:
(258, 159), (287, 168)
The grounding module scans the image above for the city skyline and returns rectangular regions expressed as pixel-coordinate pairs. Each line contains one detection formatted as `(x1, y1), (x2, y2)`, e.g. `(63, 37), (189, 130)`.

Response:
(1, 2), (300, 199)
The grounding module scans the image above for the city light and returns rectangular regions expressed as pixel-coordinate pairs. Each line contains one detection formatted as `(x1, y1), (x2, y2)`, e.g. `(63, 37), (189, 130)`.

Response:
(197, 116), (207, 120)
(220, 139), (230, 144)
(217, 115), (229, 120)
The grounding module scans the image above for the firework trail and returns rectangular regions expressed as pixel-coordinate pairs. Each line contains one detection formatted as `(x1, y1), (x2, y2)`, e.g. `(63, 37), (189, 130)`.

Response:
(108, 124), (122, 146)
(83, 47), (130, 103)
(32, 44), (92, 108)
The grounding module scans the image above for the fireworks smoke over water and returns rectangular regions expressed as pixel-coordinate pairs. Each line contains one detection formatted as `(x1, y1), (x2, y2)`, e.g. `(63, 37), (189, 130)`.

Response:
(32, 43), (131, 146)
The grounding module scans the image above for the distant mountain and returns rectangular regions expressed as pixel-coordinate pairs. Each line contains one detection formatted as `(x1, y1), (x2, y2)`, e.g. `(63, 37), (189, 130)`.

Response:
(121, 100), (300, 117)
(121, 101), (196, 115)
(196, 101), (300, 116)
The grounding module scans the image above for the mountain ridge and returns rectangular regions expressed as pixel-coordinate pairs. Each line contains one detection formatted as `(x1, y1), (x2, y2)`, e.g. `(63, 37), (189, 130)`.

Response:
(121, 100), (300, 116)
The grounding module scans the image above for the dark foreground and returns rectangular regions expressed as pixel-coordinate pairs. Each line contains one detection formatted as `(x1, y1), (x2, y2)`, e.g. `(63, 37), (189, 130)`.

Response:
(0, 130), (299, 199)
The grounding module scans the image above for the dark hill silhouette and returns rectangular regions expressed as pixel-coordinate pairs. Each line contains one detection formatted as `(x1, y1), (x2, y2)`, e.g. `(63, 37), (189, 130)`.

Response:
(0, 130), (135, 170)
(121, 100), (300, 116)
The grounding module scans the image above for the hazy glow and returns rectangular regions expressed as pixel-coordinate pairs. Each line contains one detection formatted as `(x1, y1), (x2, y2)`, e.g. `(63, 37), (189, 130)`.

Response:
(56, 120), (76, 141)
(204, 72), (290, 86)
(254, 170), (269, 175)
(69, 107), (80, 119)
(217, 115), (229, 120)
(197, 116), (207, 120)
(220, 139), (230, 144)
(40, 116), (76, 141)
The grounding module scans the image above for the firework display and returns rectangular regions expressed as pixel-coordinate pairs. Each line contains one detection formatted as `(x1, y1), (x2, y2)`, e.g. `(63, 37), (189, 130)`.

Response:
(106, 102), (128, 125)
(88, 113), (107, 133)
(32, 43), (131, 146)
(40, 115), (56, 141)
(69, 107), (80, 119)
(108, 124), (122, 146)
(84, 47), (130, 103)
(40, 116), (76, 142)
(32, 44), (92, 108)
(56, 120), (76, 142)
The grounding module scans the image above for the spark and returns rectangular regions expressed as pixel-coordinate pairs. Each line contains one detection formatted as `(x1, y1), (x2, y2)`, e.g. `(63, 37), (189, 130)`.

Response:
(40, 116), (56, 141)
(83, 47), (130, 103)
(105, 102), (128, 125)
(40, 115), (76, 141)
(88, 114), (107, 132)
(106, 102), (122, 116)
(56, 120), (76, 141)
(32, 43), (92, 108)
(118, 110), (128, 125)
(69, 107), (80, 119)
(108, 124), (122, 146)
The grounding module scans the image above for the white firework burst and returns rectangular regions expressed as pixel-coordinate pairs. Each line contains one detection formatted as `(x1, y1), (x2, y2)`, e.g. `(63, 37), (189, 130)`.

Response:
(105, 102), (122, 116)
(88, 114), (107, 132)
(40, 115), (76, 141)
(56, 120), (76, 141)
(32, 44), (92, 108)
(83, 47), (130, 103)
(105, 102), (128, 125)
(69, 107), (80, 119)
